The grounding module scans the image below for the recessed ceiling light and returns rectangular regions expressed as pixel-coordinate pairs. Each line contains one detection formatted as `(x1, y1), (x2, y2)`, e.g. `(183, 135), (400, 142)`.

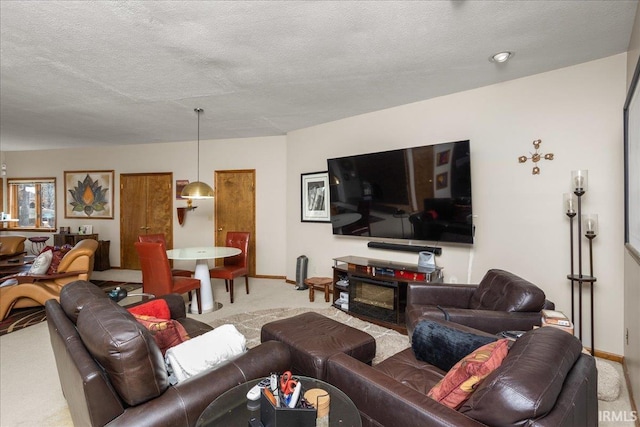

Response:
(489, 51), (514, 63)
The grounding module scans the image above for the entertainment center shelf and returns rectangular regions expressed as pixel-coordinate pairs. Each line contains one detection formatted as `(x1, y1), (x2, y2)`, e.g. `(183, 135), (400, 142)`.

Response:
(332, 255), (443, 333)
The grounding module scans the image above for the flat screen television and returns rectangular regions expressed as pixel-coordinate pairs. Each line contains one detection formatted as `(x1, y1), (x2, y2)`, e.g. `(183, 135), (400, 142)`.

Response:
(327, 140), (473, 244)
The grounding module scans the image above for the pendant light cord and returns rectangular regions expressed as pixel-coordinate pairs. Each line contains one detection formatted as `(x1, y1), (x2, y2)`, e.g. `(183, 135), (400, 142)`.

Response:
(195, 107), (203, 181)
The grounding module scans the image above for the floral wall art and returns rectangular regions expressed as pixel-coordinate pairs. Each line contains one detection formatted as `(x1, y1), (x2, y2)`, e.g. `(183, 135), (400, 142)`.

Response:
(64, 170), (114, 219)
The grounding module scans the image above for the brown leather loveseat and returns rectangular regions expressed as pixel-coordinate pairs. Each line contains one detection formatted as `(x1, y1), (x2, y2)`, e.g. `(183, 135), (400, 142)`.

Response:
(326, 318), (597, 427)
(46, 280), (291, 427)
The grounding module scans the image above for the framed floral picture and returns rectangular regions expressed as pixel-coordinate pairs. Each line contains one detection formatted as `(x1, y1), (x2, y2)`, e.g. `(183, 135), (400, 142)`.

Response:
(301, 171), (330, 222)
(64, 170), (114, 219)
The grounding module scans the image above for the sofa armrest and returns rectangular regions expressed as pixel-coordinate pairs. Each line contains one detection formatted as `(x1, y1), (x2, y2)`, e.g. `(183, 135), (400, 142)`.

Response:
(407, 283), (476, 307)
(158, 294), (187, 319)
(326, 353), (483, 427)
(11, 271), (85, 283)
(106, 341), (292, 427)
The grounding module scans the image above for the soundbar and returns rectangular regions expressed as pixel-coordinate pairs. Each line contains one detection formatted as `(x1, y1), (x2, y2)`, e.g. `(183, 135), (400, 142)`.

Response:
(367, 241), (442, 255)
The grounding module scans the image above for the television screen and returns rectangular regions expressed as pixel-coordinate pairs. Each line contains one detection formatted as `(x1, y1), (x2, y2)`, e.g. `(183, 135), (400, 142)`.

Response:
(327, 140), (473, 244)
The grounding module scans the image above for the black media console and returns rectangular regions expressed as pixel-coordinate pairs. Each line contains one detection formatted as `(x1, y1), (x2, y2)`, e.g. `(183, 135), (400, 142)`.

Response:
(332, 256), (443, 333)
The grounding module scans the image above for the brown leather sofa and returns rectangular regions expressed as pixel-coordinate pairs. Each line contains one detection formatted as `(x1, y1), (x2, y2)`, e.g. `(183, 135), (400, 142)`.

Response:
(46, 280), (291, 427)
(0, 235), (26, 259)
(406, 269), (555, 335)
(326, 318), (597, 427)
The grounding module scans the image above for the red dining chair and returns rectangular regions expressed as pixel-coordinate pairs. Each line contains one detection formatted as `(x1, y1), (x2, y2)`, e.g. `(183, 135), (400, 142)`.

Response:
(134, 241), (202, 314)
(209, 232), (250, 304)
(138, 233), (193, 277)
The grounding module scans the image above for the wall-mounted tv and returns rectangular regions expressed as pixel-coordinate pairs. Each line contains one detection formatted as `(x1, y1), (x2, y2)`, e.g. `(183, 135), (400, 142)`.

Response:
(327, 140), (473, 244)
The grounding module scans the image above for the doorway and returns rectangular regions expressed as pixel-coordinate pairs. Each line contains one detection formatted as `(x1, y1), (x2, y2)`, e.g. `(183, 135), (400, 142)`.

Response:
(214, 170), (256, 276)
(120, 173), (173, 269)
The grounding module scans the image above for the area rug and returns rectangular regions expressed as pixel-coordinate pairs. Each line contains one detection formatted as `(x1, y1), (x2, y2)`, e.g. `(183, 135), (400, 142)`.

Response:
(206, 306), (411, 365)
(0, 280), (142, 337)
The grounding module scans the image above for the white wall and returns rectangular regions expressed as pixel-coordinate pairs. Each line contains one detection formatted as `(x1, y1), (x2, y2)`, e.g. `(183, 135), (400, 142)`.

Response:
(3, 135), (288, 275)
(286, 54), (626, 355)
(2, 54), (627, 355)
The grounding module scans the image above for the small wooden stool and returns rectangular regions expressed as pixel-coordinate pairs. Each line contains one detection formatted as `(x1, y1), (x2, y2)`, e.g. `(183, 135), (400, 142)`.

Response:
(28, 236), (49, 255)
(305, 277), (333, 302)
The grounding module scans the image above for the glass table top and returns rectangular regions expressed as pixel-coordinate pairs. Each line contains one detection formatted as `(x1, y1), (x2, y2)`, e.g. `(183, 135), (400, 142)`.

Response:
(196, 376), (361, 427)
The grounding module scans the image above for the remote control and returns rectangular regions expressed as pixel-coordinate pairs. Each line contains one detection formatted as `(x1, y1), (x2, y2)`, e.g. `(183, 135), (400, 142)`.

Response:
(246, 378), (271, 401)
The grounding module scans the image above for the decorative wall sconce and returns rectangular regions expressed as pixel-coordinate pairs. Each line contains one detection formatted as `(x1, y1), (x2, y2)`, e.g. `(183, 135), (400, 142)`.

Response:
(518, 139), (554, 174)
(177, 199), (198, 226)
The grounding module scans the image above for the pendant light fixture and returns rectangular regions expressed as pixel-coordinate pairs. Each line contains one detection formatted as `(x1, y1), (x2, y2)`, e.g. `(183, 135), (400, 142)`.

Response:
(181, 108), (214, 199)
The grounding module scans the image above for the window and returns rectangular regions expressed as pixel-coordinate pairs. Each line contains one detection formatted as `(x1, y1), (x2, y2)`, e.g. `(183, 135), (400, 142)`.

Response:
(7, 178), (56, 230)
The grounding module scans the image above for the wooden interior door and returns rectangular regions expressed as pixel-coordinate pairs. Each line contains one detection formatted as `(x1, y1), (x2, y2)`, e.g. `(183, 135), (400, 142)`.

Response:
(120, 173), (173, 269)
(214, 170), (256, 276)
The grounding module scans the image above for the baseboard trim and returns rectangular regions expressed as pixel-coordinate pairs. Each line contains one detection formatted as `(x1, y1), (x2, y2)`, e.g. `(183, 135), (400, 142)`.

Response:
(253, 274), (286, 280)
(594, 349), (624, 363)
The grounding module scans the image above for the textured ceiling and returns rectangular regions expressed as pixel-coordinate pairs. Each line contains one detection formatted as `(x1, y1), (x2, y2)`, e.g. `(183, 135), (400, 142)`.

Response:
(0, 1), (638, 152)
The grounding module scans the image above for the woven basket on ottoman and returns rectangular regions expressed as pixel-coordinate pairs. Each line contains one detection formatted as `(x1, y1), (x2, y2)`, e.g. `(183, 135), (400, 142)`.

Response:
(261, 312), (376, 380)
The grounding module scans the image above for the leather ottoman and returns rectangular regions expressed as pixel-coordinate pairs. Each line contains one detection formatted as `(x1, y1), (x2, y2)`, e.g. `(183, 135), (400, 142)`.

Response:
(260, 312), (376, 380)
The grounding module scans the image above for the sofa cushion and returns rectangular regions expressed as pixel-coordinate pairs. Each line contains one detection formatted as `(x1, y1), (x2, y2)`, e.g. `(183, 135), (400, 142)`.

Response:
(412, 319), (497, 371)
(77, 298), (169, 406)
(132, 314), (190, 355)
(374, 347), (446, 394)
(60, 280), (109, 323)
(459, 327), (584, 425)
(428, 339), (509, 409)
(469, 269), (546, 312)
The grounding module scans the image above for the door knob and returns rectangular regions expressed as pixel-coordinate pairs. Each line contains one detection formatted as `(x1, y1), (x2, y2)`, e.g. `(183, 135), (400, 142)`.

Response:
(217, 227), (223, 231)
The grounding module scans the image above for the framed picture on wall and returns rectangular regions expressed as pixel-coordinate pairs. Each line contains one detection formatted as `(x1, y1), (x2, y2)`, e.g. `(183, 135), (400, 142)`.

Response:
(301, 171), (330, 222)
(64, 170), (114, 219)
(176, 179), (189, 199)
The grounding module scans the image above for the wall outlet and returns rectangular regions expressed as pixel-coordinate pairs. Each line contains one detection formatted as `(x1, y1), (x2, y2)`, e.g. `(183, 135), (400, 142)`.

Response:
(449, 276), (458, 284)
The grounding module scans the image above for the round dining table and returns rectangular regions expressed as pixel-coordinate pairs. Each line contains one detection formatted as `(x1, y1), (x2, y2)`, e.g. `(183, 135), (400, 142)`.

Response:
(166, 246), (241, 314)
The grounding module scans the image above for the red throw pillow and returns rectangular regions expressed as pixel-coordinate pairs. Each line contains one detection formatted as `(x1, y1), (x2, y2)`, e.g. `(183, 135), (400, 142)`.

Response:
(427, 339), (510, 409)
(128, 299), (171, 320)
(45, 245), (73, 275)
(132, 314), (190, 355)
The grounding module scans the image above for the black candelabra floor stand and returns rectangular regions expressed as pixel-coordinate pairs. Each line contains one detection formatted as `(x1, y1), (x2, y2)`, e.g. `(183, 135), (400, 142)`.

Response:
(566, 190), (597, 355)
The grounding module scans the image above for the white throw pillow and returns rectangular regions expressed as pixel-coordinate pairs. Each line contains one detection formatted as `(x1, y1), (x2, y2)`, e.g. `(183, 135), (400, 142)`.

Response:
(28, 250), (53, 274)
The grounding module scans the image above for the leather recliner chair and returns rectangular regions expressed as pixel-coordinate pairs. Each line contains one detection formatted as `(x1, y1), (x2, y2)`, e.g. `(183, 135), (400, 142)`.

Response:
(405, 269), (555, 336)
(0, 238), (99, 319)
